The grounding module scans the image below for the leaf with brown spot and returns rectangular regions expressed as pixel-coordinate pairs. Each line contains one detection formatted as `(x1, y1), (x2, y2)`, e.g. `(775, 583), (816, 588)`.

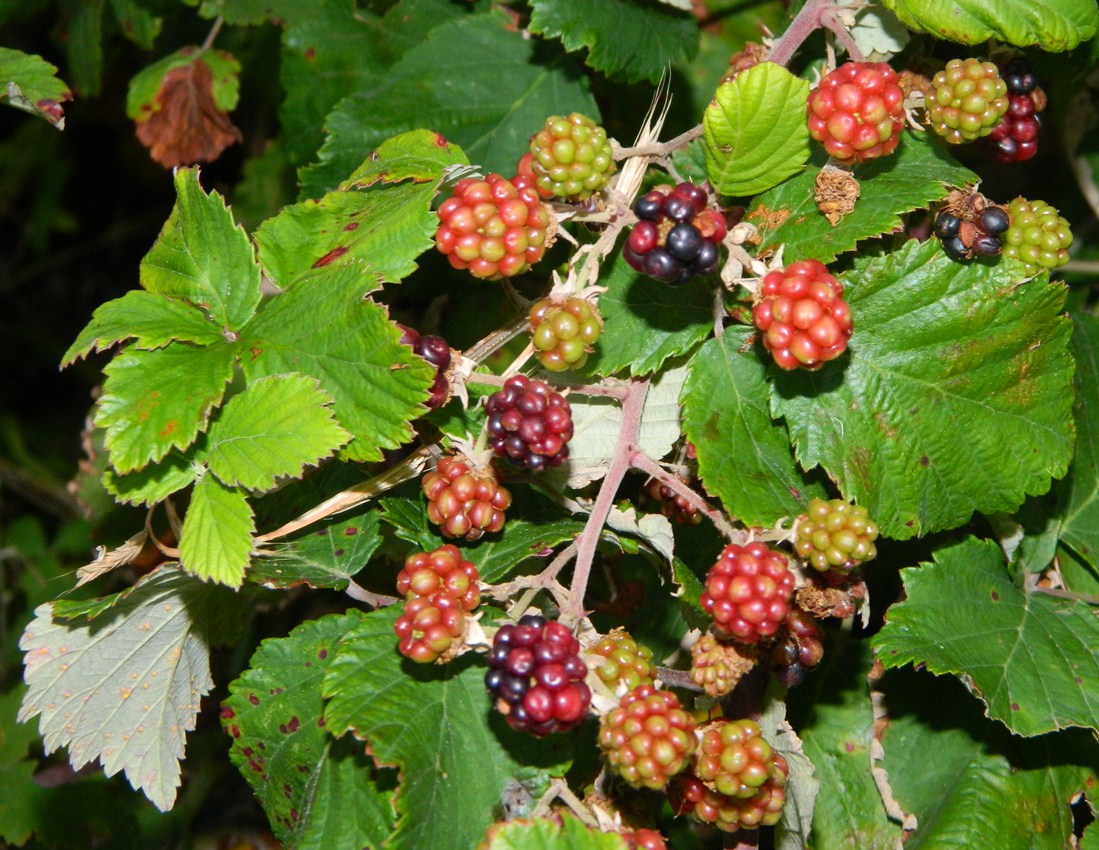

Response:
(134, 58), (241, 168)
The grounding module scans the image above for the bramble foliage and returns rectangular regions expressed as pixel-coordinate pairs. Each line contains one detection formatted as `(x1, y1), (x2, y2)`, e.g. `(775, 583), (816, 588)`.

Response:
(3, 0), (1099, 848)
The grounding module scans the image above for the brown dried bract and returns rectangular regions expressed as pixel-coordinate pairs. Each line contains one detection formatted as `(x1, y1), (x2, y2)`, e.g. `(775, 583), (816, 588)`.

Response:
(814, 164), (860, 226)
(795, 582), (858, 619)
(689, 633), (756, 697)
(135, 59), (241, 168)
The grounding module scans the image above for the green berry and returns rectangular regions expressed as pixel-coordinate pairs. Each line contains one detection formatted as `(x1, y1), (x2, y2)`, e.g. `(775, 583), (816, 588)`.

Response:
(529, 296), (602, 372)
(529, 113), (615, 200)
(929, 58), (1009, 144)
(1002, 197), (1072, 276)
(795, 498), (879, 575)
(587, 628), (657, 692)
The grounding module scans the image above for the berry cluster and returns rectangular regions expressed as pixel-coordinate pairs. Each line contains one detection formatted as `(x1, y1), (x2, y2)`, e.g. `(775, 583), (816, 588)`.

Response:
(927, 58), (1008, 144)
(623, 183), (725, 285)
(984, 57), (1045, 163)
(806, 61), (905, 163)
(689, 633), (755, 697)
(422, 454), (511, 540)
(771, 608), (825, 687)
(526, 113), (616, 200)
(934, 204), (1010, 261)
(397, 324), (451, 409)
(485, 614), (591, 736)
(621, 829), (668, 850)
(393, 545), (480, 663)
(435, 173), (551, 279)
(700, 543), (796, 643)
(587, 629), (657, 693)
(646, 478), (702, 526)
(794, 497), (879, 574)
(694, 719), (775, 798)
(752, 259), (853, 370)
(529, 296), (602, 372)
(485, 375), (574, 471)
(598, 684), (697, 790)
(1002, 197), (1073, 276)
(671, 754), (788, 831)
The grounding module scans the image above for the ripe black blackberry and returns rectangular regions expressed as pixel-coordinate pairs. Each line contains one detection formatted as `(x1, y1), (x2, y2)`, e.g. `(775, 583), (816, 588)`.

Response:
(485, 614), (591, 735)
(933, 193), (1011, 261)
(485, 375), (573, 471)
(622, 183), (725, 285)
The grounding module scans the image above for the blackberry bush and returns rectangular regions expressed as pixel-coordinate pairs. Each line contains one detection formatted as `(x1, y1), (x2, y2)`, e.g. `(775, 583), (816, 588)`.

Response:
(806, 61), (905, 162)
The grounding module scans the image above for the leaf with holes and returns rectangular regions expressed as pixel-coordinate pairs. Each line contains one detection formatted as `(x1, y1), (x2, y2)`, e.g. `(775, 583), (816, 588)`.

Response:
(770, 239), (1073, 539)
(222, 611), (395, 849)
(18, 568), (214, 812)
(874, 537), (1099, 736)
(323, 607), (571, 850)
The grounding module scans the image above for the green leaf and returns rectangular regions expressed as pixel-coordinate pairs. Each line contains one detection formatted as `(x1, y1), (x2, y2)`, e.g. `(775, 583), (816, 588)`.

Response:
(683, 328), (827, 526)
(203, 374), (350, 493)
(479, 815), (627, 850)
(788, 639), (903, 850)
(0, 47), (71, 128)
(1059, 312), (1099, 567)
(241, 268), (435, 462)
(59, 0), (104, 95)
(62, 290), (226, 366)
(140, 167), (261, 333)
(95, 342), (235, 473)
(298, 10), (598, 197)
(223, 611), (395, 849)
(259, 131), (468, 287)
(874, 537), (1099, 736)
(748, 133), (977, 264)
(378, 496), (444, 551)
(590, 252), (713, 377)
(529, 0), (699, 84)
(878, 665), (1098, 849)
(703, 62), (810, 196)
(251, 510), (382, 590)
(103, 453), (199, 506)
(464, 512), (587, 583)
(18, 568), (214, 811)
(323, 608), (571, 850)
(880, 0), (1098, 50)
(771, 239), (1074, 539)
(109, 0), (161, 49)
(178, 472), (255, 587)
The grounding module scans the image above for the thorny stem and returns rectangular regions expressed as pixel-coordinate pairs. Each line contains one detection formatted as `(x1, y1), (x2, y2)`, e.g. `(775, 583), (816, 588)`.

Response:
(629, 450), (745, 543)
(560, 378), (651, 625)
(613, 124), (704, 160)
(766, 0), (839, 68)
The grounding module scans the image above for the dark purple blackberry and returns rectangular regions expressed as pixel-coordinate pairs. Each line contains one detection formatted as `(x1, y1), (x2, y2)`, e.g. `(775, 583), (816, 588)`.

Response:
(418, 335), (452, 370)
(934, 212), (961, 239)
(484, 375), (573, 471)
(398, 324), (452, 409)
(972, 234), (1002, 257)
(978, 207), (1010, 235)
(942, 235), (969, 260)
(622, 182), (726, 285)
(771, 608), (824, 687)
(983, 57), (1044, 163)
(1003, 57), (1037, 94)
(485, 614), (591, 736)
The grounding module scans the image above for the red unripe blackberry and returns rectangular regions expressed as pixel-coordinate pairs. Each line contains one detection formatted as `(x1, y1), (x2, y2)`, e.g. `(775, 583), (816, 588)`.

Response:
(394, 593), (465, 663)
(485, 375), (573, 471)
(1002, 196), (1072, 276)
(396, 544), (480, 612)
(772, 608), (825, 687)
(701, 543), (796, 643)
(435, 173), (552, 279)
(752, 259), (853, 371)
(689, 634), (756, 697)
(807, 61), (905, 162)
(983, 57), (1045, 163)
(927, 58), (1009, 143)
(529, 296), (602, 372)
(422, 454), (511, 540)
(694, 718), (775, 798)
(672, 754), (788, 831)
(622, 183), (725, 286)
(795, 497), (879, 574)
(621, 829), (668, 850)
(586, 628), (657, 693)
(598, 684), (697, 789)
(527, 113), (616, 200)
(646, 478), (702, 526)
(485, 614), (591, 736)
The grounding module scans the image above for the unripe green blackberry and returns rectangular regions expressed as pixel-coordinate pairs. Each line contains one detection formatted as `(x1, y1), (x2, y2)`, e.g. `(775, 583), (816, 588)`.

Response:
(795, 498), (879, 575)
(586, 628), (657, 693)
(694, 719), (775, 798)
(529, 296), (603, 372)
(928, 58), (1009, 143)
(1002, 197), (1072, 276)
(598, 684), (696, 790)
(528, 113), (616, 200)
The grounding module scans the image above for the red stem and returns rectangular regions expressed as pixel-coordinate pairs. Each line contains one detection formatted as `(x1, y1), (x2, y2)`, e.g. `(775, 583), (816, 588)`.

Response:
(629, 449), (745, 543)
(766, 0), (834, 68)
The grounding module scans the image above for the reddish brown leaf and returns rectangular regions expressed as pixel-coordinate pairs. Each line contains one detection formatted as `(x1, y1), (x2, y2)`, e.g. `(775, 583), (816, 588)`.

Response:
(135, 59), (241, 168)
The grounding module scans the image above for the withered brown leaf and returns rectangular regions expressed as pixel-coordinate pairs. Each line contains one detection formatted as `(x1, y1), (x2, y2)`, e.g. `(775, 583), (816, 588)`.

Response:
(135, 59), (241, 168)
